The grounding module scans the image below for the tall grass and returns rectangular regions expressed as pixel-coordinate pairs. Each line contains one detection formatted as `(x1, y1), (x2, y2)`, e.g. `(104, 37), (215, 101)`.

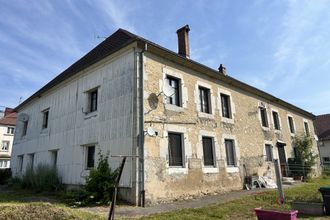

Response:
(21, 164), (62, 192)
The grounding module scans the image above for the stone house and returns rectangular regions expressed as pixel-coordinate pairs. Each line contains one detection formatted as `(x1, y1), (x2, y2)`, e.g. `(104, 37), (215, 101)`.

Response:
(314, 114), (330, 166)
(11, 25), (318, 205)
(0, 108), (17, 169)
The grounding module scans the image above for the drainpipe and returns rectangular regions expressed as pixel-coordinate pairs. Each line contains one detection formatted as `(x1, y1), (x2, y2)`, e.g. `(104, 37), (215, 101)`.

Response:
(138, 42), (147, 207)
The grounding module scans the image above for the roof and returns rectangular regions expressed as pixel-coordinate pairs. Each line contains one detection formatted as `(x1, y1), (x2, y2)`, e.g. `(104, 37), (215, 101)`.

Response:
(15, 28), (315, 119)
(0, 112), (17, 126)
(314, 114), (330, 140)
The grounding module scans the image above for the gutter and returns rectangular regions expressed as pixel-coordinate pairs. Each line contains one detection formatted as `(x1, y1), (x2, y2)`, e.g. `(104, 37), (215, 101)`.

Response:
(138, 42), (147, 207)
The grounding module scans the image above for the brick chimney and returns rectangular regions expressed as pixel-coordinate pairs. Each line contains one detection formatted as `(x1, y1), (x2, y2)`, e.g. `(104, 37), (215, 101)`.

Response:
(4, 107), (14, 116)
(176, 25), (190, 58)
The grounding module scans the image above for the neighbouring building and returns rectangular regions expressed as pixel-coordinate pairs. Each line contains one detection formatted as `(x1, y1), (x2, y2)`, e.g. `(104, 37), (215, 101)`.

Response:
(314, 114), (330, 166)
(0, 108), (17, 169)
(11, 26), (319, 205)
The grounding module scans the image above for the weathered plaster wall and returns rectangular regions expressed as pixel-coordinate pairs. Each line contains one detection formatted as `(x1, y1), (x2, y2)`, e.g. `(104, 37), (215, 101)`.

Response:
(142, 52), (318, 204)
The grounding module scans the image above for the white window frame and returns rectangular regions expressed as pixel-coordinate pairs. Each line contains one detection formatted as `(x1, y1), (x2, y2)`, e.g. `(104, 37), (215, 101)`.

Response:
(195, 81), (215, 119)
(271, 108), (282, 132)
(218, 88), (235, 124)
(1, 141), (9, 151)
(7, 127), (15, 135)
(161, 67), (188, 111)
(221, 134), (240, 173)
(197, 130), (219, 173)
(83, 86), (100, 118)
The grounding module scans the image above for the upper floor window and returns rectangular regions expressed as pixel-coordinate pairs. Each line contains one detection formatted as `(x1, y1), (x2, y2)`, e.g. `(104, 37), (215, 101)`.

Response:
(259, 107), (269, 127)
(7, 127), (14, 134)
(202, 136), (215, 166)
(166, 76), (181, 106)
(288, 116), (295, 134)
(265, 144), (273, 161)
(304, 121), (310, 136)
(42, 109), (49, 129)
(225, 139), (237, 167)
(22, 121), (28, 136)
(86, 145), (95, 169)
(168, 132), (184, 167)
(1, 141), (9, 151)
(89, 89), (98, 113)
(272, 111), (281, 130)
(220, 93), (232, 119)
(199, 86), (211, 114)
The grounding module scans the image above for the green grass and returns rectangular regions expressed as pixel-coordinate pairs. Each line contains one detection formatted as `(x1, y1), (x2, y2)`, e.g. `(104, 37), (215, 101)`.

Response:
(138, 177), (330, 220)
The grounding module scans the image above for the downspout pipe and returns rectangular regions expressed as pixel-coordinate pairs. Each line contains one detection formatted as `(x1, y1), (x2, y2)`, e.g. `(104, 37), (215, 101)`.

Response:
(138, 42), (147, 207)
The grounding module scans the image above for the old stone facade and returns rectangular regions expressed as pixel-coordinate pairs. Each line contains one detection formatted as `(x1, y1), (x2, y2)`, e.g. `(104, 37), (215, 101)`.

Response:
(142, 52), (318, 204)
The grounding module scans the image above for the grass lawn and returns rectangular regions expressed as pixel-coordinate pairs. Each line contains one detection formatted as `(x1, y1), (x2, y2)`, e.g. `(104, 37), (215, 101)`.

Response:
(1, 177), (330, 219)
(138, 177), (330, 220)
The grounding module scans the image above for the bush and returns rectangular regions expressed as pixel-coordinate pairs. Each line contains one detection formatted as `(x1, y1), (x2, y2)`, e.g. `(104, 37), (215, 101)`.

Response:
(0, 168), (11, 185)
(21, 164), (62, 192)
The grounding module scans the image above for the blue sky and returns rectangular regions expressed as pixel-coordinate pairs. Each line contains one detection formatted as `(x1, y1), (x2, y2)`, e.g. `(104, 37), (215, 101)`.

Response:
(1, 0), (329, 115)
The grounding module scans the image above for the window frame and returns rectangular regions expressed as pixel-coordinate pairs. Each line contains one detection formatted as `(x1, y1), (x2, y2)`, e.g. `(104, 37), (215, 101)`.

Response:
(265, 144), (273, 162)
(86, 145), (96, 170)
(304, 121), (310, 136)
(166, 75), (181, 107)
(225, 139), (237, 167)
(42, 109), (50, 129)
(288, 116), (295, 134)
(22, 120), (28, 137)
(17, 155), (24, 172)
(220, 93), (232, 119)
(259, 106), (269, 128)
(272, 111), (281, 130)
(168, 132), (185, 167)
(1, 141), (9, 151)
(199, 86), (211, 114)
(7, 127), (14, 134)
(202, 136), (216, 167)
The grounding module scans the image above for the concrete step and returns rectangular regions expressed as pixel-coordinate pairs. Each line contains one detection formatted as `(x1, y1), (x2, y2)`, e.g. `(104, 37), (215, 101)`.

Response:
(282, 177), (294, 181)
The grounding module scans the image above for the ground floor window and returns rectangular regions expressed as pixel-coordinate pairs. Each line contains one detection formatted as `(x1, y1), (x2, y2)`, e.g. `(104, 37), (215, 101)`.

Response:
(225, 139), (236, 167)
(86, 146), (95, 169)
(168, 132), (184, 167)
(202, 136), (215, 166)
(323, 157), (330, 165)
(17, 155), (24, 172)
(265, 144), (273, 161)
(0, 159), (10, 168)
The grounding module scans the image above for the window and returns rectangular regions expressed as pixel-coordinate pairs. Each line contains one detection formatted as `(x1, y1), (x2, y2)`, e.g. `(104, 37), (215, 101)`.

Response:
(22, 121), (28, 136)
(17, 155), (24, 172)
(166, 76), (181, 106)
(323, 157), (330, 165)
(304, 121), (310, 136)
(202, 137), (215, 166)
(0, 159), (10, 168)
(220, 94), (232, 119)
(199, 86), (211, 113)
(7, 127), (14, 134)
(168, 132), (184, 167)
(272, 111), (281, 130)
(1, 141), (9, 151)
(265, 144), (273, 161)
(89, 90), (98, 112)
(288, 116), (295, 133)
(259, 107), (268, 127)
(225, 139), (236, 167)
(42, 109), (49, 129)
(28, 153), (34, 169)
(86, 146), (95, 169)
(50, 150), (58, 168)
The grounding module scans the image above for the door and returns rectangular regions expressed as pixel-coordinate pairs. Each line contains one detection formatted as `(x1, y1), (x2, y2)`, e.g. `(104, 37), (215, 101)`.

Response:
(277, 142), (287, 177)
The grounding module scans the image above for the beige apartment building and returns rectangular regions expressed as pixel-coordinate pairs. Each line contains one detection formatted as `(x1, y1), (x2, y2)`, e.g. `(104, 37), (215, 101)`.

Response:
(11, 26), (318, 205)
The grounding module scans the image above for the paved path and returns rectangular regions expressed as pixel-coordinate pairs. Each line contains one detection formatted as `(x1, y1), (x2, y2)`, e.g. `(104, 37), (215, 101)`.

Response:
(80, 187), (279, 218)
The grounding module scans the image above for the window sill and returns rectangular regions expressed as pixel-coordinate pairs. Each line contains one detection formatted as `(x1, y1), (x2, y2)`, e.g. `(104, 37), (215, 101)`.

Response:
(198, 112), (214, 119)
(84, 111), (98, 120)
(221, 117), (234, 124)
(168, 167), (188, 175)
(40, 128), (50, 135)
(226, 167), (239, 173)
(203, 167), (218, 173)
(80, 169), (90, 178)
(290, 133), (296, 137)
(274, 129), (282, 134)
(165, 104), (184, 112)
(261, 126), (270, 131)
(3, 134), (14, 136)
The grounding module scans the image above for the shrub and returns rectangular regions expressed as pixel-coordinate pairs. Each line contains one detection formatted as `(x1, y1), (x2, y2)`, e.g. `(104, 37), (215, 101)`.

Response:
(85, 152), (118, 204)
(0, 168), (11, 185)
(21, 164), (62, 192)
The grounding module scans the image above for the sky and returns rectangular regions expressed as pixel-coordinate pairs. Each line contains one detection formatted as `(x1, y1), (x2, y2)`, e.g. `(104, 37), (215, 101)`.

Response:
(1, 0), (330, 115)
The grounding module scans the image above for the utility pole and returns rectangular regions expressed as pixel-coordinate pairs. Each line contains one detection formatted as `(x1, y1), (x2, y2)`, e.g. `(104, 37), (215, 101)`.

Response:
(274, 159), (285, 204)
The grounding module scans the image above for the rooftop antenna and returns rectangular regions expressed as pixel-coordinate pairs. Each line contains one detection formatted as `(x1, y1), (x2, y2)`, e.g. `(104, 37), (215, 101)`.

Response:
(19, 97), (23, 104)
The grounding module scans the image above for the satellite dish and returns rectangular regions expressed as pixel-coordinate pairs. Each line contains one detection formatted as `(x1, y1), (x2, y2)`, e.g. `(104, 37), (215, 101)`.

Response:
(148, 93), (159, 110)
(162, 79), (175, 97)
(147, 127), (156, 136)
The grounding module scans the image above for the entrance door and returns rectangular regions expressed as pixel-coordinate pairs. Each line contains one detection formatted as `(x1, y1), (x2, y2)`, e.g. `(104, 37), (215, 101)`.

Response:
(277, 142), (287, 177)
